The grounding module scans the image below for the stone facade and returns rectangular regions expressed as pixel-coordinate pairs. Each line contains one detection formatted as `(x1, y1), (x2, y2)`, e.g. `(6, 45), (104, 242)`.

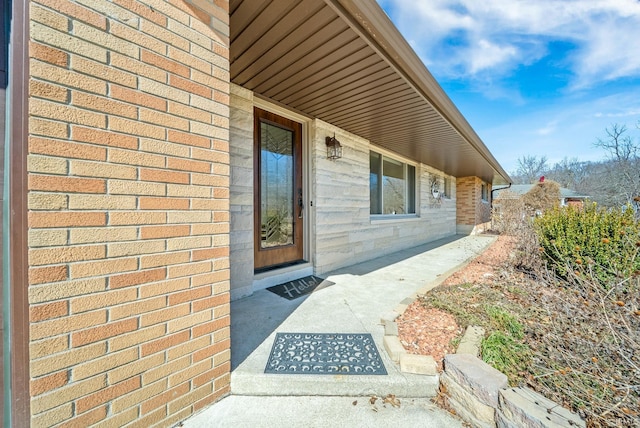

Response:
(456, 176), (492, 234)
(228, 86), (458, 297)
(27, 0), (231, 426)
(312, 120), (457, 274)
(228, 84), (254, 300)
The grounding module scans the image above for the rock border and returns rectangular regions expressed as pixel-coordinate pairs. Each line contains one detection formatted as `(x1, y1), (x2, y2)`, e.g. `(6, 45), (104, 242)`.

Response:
(381, 264), (586, 427)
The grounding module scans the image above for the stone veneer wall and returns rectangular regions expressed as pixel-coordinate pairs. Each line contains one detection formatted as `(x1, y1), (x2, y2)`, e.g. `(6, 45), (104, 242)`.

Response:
(228, 84), (253, 300)
(456, 176), (491, 234)
(228, 88), (458, 295)
(27, 0), (231, 426)
(311, 120), (457, 274)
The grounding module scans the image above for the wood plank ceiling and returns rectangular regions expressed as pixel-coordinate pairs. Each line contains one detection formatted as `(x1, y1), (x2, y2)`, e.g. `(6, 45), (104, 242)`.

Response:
(229, 0), (510, 184)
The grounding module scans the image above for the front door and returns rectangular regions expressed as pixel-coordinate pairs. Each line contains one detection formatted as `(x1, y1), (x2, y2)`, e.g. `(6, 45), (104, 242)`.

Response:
(254, 108), (304, 271)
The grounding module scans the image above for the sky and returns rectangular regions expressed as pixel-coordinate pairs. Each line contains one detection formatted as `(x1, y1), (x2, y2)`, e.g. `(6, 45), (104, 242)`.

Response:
(377, 0), (640, 175)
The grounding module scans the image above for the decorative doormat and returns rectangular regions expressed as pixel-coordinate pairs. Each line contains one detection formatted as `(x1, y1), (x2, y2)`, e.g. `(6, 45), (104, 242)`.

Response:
(264, 333), (387, 375)
(266, 275), (334, 300)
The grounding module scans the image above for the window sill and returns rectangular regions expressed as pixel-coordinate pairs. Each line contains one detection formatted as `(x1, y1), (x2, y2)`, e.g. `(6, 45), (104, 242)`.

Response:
(370, 214), (420, 224)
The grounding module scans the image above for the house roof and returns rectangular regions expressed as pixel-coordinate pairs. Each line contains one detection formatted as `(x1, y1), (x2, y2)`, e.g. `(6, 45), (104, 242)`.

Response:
(493, 184), (590, 200)
(229, 0), (511, 185)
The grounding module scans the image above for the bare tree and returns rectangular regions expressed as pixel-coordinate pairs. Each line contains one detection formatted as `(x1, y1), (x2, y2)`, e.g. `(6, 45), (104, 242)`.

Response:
(593, 123), (640, 208)
(546, 157), (590, 192)
(515, 155), (548, 184)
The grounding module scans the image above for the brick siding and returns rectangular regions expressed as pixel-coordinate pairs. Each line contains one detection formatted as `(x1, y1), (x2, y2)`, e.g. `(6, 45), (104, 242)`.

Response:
(27, 0), (230, 426)
(456, 176), (491, 232)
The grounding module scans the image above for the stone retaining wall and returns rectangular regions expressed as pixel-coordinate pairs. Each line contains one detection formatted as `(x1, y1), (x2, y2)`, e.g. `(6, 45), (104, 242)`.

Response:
(383, 309), (586, 427)
(442, 354), (585, 428)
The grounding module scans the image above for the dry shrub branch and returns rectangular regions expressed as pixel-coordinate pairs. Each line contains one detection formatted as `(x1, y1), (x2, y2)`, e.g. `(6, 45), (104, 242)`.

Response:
(509, 202), (640, 427)
(429, 197), (640, 427)
(524, 265), (640, 426)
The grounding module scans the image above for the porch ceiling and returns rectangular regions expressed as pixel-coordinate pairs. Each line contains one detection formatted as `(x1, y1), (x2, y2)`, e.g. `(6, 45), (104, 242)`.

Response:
(229, 0), (511, 185)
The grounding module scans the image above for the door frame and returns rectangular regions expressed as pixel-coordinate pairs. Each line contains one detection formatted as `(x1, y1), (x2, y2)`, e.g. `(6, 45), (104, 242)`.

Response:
(252, 98), (312, 274)
(4, 0), (31, 426)
(253, 107), (303, 270)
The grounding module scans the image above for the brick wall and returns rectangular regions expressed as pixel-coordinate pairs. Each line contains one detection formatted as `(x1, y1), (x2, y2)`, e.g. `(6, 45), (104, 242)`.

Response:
(27, 0), (231, 426)
(456, 176), (491, 234)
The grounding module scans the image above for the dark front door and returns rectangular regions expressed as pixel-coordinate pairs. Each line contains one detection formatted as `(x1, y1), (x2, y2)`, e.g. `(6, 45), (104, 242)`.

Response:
(253, 108), (304, 271)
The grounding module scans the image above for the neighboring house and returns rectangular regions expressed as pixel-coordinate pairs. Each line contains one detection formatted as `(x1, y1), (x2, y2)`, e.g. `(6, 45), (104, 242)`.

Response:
(493, 184), (589, 208)
(2, 0), (510, 426)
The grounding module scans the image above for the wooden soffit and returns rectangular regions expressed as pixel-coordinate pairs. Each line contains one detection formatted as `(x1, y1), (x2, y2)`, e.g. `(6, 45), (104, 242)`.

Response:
(230, 0), (511, 185)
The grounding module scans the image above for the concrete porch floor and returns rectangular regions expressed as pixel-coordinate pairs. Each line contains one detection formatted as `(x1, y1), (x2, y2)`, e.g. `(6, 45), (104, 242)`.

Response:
(183, 234), (497, 427)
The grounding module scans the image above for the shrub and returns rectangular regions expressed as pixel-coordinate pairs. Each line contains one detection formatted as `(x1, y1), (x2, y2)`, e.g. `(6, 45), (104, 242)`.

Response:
(492, 181), (560, 236)
(522, 180), (561, 215)
(492, 190), (528, 235)
(534, 202), (640, 284)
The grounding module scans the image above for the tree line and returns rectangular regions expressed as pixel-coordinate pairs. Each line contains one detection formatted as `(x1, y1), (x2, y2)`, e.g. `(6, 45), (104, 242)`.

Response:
(510, 122), (640, 208)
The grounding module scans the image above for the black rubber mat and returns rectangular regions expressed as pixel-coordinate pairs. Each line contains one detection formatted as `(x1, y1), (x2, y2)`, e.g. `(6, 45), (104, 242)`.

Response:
(265, 333), (387, 375)
(266, 275), (334, 300)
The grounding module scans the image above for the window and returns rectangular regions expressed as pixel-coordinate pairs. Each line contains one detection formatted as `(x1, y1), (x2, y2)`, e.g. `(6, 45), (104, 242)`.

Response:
(370, 151), (416, 215)
(444, 177), (451, 198)
(481, 183), (489, 201)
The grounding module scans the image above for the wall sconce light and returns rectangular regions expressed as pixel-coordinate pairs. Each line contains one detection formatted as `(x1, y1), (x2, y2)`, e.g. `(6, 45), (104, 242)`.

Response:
(325, 134), (343, 160)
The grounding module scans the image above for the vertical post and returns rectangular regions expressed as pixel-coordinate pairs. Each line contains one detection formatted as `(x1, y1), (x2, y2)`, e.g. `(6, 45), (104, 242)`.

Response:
(0, 0), (8, 423)
(7, 0), (31, 425)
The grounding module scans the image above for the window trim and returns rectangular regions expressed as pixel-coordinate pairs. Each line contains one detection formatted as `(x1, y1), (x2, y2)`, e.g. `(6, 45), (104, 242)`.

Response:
(443, 176), (452, 199)
(369, 148), (417, 217)
(481, 183), (489, 202)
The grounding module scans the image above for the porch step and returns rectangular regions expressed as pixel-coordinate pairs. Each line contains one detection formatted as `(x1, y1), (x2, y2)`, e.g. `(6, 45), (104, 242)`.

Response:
(252, 263), (313, 293)
(230, 368), (439, 398)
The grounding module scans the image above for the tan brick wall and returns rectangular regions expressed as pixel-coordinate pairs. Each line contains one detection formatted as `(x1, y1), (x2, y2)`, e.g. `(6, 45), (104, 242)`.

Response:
(27, 0), (230, 426)
(456, 176), (491, 233)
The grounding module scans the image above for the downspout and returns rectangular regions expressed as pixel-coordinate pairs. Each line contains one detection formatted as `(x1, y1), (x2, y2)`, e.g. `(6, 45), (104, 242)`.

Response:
(490, 183), (511, 209)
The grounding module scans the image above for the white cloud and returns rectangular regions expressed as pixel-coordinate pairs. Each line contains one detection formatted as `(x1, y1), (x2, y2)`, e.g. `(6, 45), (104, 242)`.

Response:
(467, 39), (518, 73)
(475, 87), (640, 172)
(378, 0), (640, 89)
(536, 120), (558, 136)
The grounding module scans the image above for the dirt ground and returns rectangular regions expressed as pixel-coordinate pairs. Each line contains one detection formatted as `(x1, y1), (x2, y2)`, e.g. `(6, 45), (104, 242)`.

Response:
(396, 235), (514, 368)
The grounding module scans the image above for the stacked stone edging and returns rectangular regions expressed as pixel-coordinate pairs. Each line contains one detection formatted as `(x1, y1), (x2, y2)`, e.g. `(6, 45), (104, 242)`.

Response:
(442, 354), (507, 427)
(441, 354), (586, 428)
(382, 299), (586, 427)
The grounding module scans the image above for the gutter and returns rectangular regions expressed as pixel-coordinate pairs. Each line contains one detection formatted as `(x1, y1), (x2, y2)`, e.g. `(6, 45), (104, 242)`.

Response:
(490, 183), (512, 209)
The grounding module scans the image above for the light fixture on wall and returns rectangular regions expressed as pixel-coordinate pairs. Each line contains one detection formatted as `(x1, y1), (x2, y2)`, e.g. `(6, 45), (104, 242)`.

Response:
(325, 134), (343, 160)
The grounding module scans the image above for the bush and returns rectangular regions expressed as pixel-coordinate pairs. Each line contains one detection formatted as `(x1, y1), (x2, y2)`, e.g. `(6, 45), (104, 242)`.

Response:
(492, 181), (560, 235)
(522, 180), (561, 215)
(492, 190), (528, 235)
(534, 202), (640, 284)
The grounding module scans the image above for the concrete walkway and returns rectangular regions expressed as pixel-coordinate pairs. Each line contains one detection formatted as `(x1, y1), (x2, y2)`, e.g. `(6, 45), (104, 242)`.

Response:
(183, 234), (496, 427)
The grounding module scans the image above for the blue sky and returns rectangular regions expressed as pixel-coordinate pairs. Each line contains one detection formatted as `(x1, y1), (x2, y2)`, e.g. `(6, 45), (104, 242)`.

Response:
(377, 0), (640, 174)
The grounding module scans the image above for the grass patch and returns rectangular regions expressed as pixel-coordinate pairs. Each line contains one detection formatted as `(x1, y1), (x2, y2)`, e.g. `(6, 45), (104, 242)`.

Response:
(485, 305), (524, 339)
(481, 331), (531, 383)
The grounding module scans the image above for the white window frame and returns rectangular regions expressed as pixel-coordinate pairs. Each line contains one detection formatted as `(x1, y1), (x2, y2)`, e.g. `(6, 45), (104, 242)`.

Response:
(369, 149), (417, 218)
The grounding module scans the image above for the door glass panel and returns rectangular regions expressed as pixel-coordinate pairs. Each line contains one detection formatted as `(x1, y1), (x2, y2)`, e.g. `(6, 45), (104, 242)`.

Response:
(260, 122), (294, 248)
(383, 157), (406, 214)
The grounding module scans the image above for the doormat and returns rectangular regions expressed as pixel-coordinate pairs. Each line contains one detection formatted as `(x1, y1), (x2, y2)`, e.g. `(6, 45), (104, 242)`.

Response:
(266, 275), (334, 300)
(264, 333), (387, 375)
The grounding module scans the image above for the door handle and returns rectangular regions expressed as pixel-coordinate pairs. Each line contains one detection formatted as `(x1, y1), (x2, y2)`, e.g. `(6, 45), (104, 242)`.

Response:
(298, 189), (304, 219)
